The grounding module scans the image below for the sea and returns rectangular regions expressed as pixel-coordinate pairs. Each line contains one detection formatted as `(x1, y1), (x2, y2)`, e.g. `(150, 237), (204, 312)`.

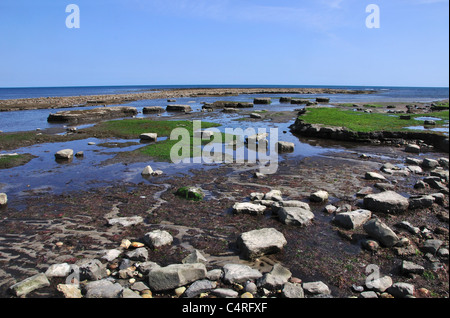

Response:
(0, 85), (449, 102)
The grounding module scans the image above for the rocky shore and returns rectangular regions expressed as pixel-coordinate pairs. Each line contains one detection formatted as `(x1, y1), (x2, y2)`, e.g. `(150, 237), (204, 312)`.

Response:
(0, 89), (448, 300)
(0, 145), (448, 299)
(290, 117), (449, 153)
(0, 87), (373, 112)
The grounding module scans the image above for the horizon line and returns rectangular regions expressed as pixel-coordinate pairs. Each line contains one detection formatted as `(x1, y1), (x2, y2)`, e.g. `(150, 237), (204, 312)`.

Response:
(1, 84), (449, 90)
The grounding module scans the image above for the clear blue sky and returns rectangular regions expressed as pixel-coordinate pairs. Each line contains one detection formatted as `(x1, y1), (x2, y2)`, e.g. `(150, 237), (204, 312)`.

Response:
(0, 0), (448, 88)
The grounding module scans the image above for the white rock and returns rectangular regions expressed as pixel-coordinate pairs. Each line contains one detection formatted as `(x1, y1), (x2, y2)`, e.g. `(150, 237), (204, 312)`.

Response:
(57, 284), (83, 298)
(232, 202), (267, 215)
(222, 264), (263, 284)
(310, 190), (329, 202)
(365, 171), (386, 181)
(102, 249), (122, 262)
(55, 149), (74, 159)
(144, 229), (173, 248)
(365, 275), (393, 292)
(264, 190), (283, 201)
(108, 216), (144, 227)
(0, 193), (7, 206)
(141, 165), (153, 175)
(45, 263), (72, 278)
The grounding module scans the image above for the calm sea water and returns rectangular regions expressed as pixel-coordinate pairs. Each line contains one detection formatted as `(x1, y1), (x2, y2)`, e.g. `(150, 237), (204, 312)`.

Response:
(0, 85), (448, 134)
(0, 85), (448, 198)
(0, 85), (448, 101)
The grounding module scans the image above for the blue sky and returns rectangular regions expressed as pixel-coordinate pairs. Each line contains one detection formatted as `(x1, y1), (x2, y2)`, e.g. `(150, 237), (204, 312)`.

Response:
(0, 0), (448, 87)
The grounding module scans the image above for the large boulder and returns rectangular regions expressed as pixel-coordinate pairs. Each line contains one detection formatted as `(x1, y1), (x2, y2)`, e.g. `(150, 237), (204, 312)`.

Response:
(363, 191), (409, 214)
(332, 209), (372, 230)
(237, 228), (287, 259)
(277, 207), (314, 226)
(363, 218), (399, 247)
(147, 263), (207, 291)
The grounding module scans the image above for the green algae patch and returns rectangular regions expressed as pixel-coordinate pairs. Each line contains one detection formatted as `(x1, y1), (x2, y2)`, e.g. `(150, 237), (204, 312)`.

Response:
(175, 186), (205, 201)
(0, 153), (36, 169)
(300, 108), (449, 133)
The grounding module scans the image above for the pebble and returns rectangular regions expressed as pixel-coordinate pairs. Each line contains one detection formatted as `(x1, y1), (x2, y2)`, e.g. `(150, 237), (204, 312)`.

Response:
(175, 286), (186, 297)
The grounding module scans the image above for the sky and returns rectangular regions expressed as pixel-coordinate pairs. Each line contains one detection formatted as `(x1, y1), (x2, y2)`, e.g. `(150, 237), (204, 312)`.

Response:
(0, 0), (448, 88)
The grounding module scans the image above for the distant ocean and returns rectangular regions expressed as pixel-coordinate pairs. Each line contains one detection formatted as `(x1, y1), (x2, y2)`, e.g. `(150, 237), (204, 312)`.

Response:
(0, 85), (448, 102)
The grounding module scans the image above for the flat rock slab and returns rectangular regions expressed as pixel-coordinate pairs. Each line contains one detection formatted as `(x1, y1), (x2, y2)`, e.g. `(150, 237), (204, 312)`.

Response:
(48, 106), (137, 123)
(365, 172), (387, 181)
(143, 106), (164, 113)
(108, 216), (144, 227)
(237, 228), (287, 259)
(363, 191), (409, 214)
(232, 202), (267, 215)
(9, 273), (50, 297)
(166, 104), (192, 112)
(332, 209), (372, 230)
(147, 263), (207, 291)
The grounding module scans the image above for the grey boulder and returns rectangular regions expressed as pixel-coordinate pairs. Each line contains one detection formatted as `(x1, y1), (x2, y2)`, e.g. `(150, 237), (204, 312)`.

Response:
(363, 191), (409, 214)
(237, 228), (287, 260)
